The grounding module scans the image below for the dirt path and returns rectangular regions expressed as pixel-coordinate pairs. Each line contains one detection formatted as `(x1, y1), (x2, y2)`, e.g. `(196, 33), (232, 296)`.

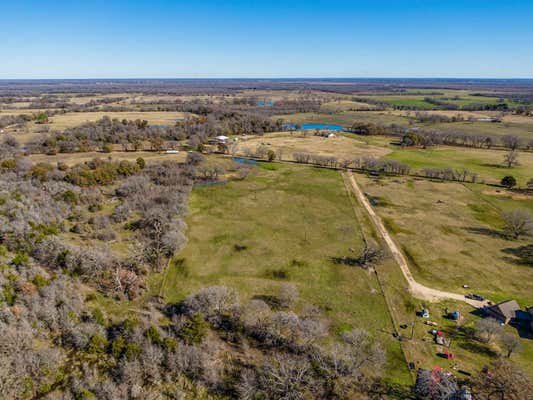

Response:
(345, 171), (488, 308)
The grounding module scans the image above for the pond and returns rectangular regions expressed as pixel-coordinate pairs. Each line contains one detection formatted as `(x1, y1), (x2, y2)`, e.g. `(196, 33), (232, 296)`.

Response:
(301, 123), (345, 131)
(282, 123), (345, 131)
(233, 157), (257, 165)
(256, 101), (274, 106)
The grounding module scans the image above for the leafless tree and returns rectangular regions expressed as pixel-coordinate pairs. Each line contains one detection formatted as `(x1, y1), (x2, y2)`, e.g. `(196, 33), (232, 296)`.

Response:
(473, 359), (532, 400)
(503, 149), (519, 168)
(502, 134), (521, 150)
(475, 318), (503, 343)
(502, 209), (532, 239)
(500, 334), (522, 358)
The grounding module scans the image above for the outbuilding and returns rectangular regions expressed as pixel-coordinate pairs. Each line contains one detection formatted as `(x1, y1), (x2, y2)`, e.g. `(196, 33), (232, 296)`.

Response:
(485, 300), (521, 324)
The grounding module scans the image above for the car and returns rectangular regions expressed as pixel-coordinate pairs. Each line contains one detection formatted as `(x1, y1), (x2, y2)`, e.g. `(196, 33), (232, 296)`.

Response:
(465, 293), (485, 301)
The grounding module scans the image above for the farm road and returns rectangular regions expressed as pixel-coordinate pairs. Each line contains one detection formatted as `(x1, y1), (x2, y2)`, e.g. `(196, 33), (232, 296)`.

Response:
(345, 171), (489, 308)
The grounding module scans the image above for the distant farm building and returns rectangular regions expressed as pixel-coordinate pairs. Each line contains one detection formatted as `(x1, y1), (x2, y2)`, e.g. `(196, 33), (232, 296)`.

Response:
(208, 135), (230, 145)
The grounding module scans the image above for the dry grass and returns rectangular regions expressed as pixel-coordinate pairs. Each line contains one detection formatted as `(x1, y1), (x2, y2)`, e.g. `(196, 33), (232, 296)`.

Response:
(237, 132), (391, 160)
(44, 111), (187, 130)
(357, 175), (533, 305)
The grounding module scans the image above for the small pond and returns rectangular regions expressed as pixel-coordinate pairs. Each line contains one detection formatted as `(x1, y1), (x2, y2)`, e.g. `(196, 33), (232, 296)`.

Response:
(256, 101), (274, 106)
(301, 123), (345, 131)
(233, 157), (257, 165)
(282, 123), (345, 131)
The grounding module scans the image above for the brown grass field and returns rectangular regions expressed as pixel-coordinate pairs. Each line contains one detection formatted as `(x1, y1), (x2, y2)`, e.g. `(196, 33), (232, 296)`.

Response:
(236, 131), (391, 160)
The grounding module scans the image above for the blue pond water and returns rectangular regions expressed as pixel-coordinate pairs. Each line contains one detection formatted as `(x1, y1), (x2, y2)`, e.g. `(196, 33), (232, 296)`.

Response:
(301, 123), (344, 131)
(233, 157), (257, 165)
(256, 101), (274, 106)
(282, 123), (345, 131)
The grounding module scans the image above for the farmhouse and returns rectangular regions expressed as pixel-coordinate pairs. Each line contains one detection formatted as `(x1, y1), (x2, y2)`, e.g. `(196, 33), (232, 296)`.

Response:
(485, 300), (521, 324)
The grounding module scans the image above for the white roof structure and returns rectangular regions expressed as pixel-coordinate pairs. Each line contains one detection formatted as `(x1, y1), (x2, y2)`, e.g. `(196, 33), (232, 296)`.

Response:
(215, 135), (229, 141)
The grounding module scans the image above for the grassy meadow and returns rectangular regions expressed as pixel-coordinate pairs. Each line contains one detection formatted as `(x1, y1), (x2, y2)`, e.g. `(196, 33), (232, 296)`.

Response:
(384, 145), (533, 186)
(357, 175), (532, 305)
(152, 163), (411, 382)
(238, 131), (391, 160)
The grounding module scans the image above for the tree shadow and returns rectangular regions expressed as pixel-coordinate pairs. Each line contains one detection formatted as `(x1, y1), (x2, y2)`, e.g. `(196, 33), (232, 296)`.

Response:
(501, 244), (533, 266)
(330, 256), (369, 269)
(480, 163), (507, 169)
(463, 226), (504, 239)
(457, 340), (498, 358)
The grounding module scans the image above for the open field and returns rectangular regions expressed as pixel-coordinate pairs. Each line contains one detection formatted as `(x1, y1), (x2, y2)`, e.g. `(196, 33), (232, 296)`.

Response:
(276, 110), (411, 127)
(44, 111), (188, 129)
(152, 163), (411, 382)
(320, 99), (377, 112)
(352, 173), (533, 375)
(384, 144), (533, 186)
(237, 131), (391, 160)
(357, 175), (532, 305)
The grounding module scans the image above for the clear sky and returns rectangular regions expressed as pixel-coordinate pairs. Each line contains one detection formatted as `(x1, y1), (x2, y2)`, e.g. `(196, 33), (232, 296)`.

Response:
(2, 0), (532, 79)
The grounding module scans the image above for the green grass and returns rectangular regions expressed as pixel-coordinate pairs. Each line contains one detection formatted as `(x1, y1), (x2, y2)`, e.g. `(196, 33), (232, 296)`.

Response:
(356, 175), (533, 376)
(384, 145), (533, 186)
(429, 120), (533, 141)
(153, 164), (411, 383)
(358, 175), (533, 305)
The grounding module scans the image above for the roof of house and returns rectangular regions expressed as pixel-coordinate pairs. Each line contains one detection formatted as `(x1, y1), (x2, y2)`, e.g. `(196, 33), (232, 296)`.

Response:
(487, 300), (521, 320)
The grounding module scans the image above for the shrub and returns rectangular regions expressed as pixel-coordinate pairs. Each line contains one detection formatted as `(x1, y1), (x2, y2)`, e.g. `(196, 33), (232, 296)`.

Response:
(62, 190), (78, 204)
(33, 275), (48, 288)
(501, 175), (517, 188)
(12, 252), (29, 267)
(178, 313), (209, 344)
(136, 157), (146, 169)
(124, 343), (141, 360)
(87, 334), (108, 354)
(145, 325), (162, 344)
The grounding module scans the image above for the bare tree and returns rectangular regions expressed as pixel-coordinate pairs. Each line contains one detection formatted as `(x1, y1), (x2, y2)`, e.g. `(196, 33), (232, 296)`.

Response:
(502, 209), (532, 239)
(503, 149), (519, 168)
(475, 318), (502, 343)
(473, 359), (532, 400)
(500, 334), (522, 358)
(502, 135), (521, 150)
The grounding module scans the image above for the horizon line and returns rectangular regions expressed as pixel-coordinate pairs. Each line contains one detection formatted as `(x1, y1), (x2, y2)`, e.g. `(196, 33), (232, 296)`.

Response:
(1, 76), (533, 81)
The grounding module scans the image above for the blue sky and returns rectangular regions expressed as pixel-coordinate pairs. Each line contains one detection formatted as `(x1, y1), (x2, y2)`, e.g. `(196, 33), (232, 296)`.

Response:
(2, 0), (532, 78)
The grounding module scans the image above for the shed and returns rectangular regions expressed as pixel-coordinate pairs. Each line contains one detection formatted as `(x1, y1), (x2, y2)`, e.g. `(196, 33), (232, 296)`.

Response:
(485, 300), (521, 324)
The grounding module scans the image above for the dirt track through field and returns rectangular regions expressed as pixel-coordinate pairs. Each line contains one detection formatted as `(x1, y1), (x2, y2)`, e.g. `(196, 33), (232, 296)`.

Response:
(345, 171), (488, 308)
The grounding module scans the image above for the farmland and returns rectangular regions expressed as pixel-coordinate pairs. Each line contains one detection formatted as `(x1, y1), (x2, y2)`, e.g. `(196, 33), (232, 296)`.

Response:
(1, 79), (532, 399)
(153, 163), (412, 381)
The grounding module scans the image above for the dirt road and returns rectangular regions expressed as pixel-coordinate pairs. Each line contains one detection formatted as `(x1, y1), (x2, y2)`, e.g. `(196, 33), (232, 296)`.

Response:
(345, 171), (488, 308)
